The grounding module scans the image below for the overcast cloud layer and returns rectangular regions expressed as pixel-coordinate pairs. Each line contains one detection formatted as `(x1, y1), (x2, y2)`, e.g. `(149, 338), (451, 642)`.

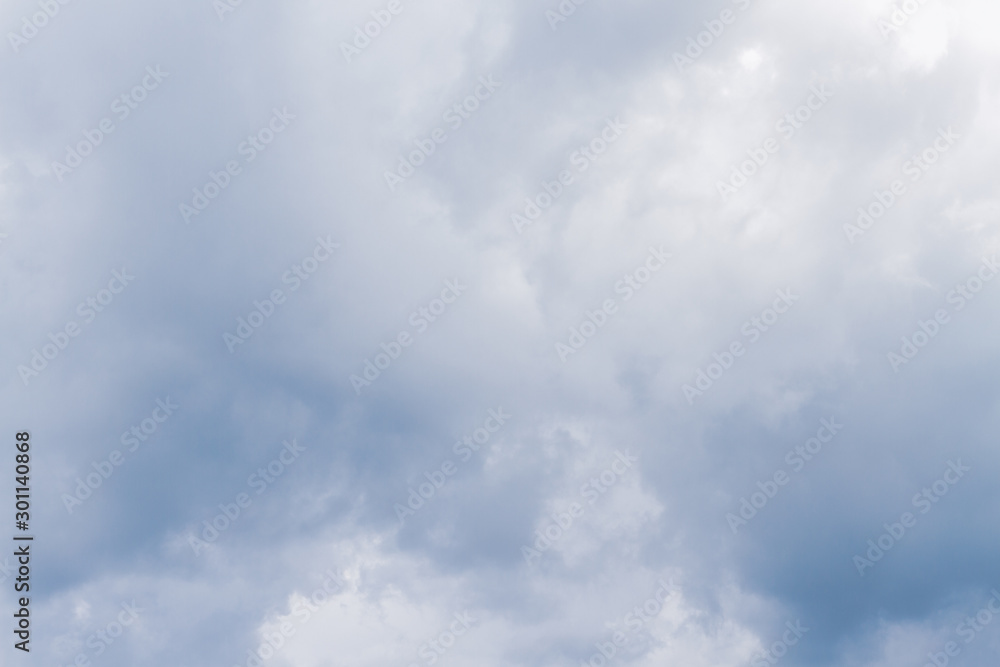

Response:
(2, 0), (1000, 666)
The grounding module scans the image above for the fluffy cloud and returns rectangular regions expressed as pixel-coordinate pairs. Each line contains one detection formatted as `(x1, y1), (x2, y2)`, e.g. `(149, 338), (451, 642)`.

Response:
(2, 0), (999, 665)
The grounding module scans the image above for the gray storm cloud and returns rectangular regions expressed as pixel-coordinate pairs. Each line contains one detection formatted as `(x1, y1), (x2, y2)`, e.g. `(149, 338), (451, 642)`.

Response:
(1, 0), (999, 666)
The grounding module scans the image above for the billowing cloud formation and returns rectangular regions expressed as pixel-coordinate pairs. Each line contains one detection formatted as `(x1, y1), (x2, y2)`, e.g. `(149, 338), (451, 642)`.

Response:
(1, 0), (999, 666)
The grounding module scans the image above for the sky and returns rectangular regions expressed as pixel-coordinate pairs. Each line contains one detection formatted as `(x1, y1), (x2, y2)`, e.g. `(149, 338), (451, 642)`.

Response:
(1, 0), (1000, 666)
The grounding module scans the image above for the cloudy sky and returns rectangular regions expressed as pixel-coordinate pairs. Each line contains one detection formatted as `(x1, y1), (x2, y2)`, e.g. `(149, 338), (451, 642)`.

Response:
(2, 0), (1000, 665)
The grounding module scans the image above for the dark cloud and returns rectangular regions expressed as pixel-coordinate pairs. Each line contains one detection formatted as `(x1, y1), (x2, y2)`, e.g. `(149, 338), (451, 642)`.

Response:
(1, 0), (999, 666)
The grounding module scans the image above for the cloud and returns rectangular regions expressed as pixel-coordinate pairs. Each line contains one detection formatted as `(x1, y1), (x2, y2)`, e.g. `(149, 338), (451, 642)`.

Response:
(2, 0), (999, 665)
